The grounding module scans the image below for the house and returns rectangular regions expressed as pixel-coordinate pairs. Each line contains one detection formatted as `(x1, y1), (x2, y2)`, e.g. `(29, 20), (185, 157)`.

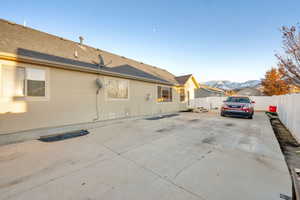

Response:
(195, 85), (225, 97)
(0, 19), (191, 138)
(289, 85), (300, 94)
(235, 87), (263, 96)
(175, 74), (200, 105)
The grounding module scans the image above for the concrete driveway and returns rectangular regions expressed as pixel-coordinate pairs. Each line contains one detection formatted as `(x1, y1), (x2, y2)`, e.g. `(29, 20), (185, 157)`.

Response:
(0, 112), (291, 200)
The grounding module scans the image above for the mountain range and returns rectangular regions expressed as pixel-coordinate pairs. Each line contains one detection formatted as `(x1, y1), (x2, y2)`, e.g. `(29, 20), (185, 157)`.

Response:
(203, 80), (261, 90)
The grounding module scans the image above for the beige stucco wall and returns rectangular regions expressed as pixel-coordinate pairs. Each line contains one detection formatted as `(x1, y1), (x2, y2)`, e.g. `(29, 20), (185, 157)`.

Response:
(0, 59), (183, 135)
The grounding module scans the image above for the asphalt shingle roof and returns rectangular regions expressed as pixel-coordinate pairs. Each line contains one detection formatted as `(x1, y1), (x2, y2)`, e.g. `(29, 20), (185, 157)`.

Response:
(0, 19), (178, 85)
(175, 74), (193, 85)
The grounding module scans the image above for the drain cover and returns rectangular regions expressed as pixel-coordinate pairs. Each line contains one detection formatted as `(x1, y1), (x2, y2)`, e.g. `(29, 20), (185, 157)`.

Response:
(39, 130), (89, 142)
(145, 114), (179, 120)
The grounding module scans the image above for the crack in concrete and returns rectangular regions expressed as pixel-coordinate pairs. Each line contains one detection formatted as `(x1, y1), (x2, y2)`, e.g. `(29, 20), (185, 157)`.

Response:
(101, 144), (207, 200)
(2, 156), (117, 200)
(114, 125), (184, 155)
(173, 150), (213, 180)
(2, 120), (197, 199)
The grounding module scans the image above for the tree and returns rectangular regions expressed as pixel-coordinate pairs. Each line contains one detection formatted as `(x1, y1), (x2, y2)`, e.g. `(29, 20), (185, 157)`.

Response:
(261, 68), (290, 96)
(276, 26), (300, 87)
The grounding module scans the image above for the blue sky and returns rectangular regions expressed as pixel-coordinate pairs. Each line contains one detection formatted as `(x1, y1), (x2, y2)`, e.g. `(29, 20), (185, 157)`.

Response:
(1, 0), (300, 82)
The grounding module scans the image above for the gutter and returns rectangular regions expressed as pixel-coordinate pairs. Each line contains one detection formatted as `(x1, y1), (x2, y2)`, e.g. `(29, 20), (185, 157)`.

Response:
(0, 52), (176, 86)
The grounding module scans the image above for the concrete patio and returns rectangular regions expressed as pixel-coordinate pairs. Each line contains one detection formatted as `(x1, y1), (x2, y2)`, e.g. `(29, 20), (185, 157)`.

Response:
(0, 112), (291, 200)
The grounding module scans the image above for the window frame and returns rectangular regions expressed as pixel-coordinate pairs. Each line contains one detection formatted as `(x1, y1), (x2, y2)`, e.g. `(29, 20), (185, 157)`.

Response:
(105, 77), (129, 101)
(157, 85), (173, 103)
(0, 64), (49, 101)
(25, 67), (47, 98)
(179, 88), (186, 102)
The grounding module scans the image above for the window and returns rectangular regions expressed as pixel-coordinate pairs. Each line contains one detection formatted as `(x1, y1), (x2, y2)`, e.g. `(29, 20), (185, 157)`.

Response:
(157, 86), (172, 102)
(15, 67), (25, 96)
(0, 65), (47, 98)
(106, 79), (129, 99)
(26, 68), (46, 97)
(179, 88), (185, 102)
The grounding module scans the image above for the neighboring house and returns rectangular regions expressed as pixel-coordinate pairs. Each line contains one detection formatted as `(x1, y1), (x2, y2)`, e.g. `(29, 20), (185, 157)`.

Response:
(0, 19), (186, 136)
(175, 74), (200, 105)
(289, 85), (300, 94)
(235, 87), (263, 96)
(195, 85), (225, 98)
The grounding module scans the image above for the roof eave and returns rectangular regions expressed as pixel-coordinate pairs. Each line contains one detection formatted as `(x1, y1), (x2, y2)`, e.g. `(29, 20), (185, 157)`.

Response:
(0, 52), (177, 86)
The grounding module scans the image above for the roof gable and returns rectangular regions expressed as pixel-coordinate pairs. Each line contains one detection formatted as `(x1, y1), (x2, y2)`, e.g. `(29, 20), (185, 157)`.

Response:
(175, 74), (192, 85)
(175, 74), (200, 88)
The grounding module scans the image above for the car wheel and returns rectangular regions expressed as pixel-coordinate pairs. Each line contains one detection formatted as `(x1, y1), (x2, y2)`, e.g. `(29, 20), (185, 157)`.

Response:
(221, 112), (225, 117)
(248, 114), (253, 119)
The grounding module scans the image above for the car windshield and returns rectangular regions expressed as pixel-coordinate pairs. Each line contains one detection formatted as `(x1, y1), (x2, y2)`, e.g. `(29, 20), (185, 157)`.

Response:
(225, 97), (250, 103)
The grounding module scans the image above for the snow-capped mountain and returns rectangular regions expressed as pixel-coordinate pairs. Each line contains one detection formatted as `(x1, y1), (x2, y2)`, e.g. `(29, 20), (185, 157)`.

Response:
(203, 80), (261, 90)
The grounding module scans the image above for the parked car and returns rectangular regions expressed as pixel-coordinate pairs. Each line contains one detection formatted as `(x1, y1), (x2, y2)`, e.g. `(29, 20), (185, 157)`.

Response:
(221, 96), (255, 119)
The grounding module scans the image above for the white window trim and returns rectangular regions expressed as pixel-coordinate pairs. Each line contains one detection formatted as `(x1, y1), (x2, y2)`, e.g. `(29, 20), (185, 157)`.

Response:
(156, 84), (173, 104)
(0, 64), (50, 101)
(25, 66), (50, 101)
(104, 77), (130, 101)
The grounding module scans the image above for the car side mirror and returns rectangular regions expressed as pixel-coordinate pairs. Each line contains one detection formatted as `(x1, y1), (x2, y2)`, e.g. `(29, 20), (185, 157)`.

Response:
(251, 101), (255, 104)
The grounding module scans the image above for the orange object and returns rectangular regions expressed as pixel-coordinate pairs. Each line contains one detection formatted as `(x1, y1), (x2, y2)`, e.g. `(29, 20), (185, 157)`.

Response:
(269, 106), (277, 112)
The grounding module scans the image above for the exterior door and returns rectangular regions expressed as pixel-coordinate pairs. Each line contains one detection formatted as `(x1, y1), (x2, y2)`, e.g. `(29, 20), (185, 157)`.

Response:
(187, 91), (190, 106)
